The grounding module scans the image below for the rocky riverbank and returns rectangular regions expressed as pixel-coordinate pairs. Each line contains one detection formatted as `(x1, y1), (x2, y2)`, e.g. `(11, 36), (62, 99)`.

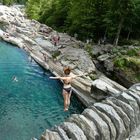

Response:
(0, 5), (140, 140)
(40, 83), (140, 140)
(91, 44), (140, 88)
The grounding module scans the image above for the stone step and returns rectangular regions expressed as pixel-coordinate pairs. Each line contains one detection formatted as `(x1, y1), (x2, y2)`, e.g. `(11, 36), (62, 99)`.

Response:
(117, 92), (140, 125)
(108, 97), (136, 131)
(82, 109), (110, 140)
(94, 103), (126, 140)
(60, 122), (87, 140)
(103, 99), (130, 136)
(54, 126), (70, 140)
(68, 114), (100, 140)
(40, 130), (62, 140)
(89, 105), (116, 140)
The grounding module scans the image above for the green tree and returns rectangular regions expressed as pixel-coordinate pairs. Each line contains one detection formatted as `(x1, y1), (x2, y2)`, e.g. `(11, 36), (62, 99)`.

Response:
(66, 0), (110, 40)
(110, 0), (135, 46)
(24, 0), (140, 44)
(1, 0), (15, 5)
(0, 0), (27, 5)
(26, 0), (43, 20)
(39, 0), (71, 31)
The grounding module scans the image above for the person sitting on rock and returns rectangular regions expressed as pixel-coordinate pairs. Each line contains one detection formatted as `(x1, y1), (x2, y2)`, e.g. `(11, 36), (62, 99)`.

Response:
(50, 66), (87, 111)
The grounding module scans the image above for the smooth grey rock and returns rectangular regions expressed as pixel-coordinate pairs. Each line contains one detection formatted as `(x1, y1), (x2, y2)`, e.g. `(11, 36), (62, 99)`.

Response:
(117, 92), (140, 125)
(94, 103), (126, 140)
(68, 114), (100, 140)
(103, 99), (130, 137)
(91, 75), (126, 100)
(40, 130), (62, 140)
(0, 12), (3, 16)
(97, 54), (110, 61)
(55, 126), (70, 140)
(108, 97), (136, 131)
(130, 83), (140, 95)
(89, 106), (116, 140)
(91, 78), (121, 100)
(130, 88), (140, 96)
(131, 83), (140, 91)
(99, 75), (127, 91)
(61, 122), (87, 140)
(135, 84), (140, 91)
(104, 59), (114, 71)
(82, 109), (110, 140)
(126, 90), (140, 111)
(35, 37), (56, 52)
(127, 124), (140, 140)
(59, 47), (96, 73)
(90, 83), (108, 100)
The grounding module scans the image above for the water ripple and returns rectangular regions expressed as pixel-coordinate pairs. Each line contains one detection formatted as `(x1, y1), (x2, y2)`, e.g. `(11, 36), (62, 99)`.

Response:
(0, 41), (84, 140)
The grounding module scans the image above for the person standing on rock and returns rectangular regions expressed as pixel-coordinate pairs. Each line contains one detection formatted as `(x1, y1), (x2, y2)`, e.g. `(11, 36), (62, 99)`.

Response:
(50, 66), (87, 111)
(52, 32), (60, 46)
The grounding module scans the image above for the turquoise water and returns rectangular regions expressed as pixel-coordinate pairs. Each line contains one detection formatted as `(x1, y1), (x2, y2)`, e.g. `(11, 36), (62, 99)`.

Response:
(0, 41), (84, 140)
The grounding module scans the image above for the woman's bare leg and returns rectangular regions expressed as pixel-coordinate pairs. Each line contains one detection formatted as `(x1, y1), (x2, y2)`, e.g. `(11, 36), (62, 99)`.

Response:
(67, 92), (72, 109)
(63, 90), (68, 111)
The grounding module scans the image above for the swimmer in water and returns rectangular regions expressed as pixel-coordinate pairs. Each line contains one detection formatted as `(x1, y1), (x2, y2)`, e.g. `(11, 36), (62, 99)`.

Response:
(13, 76), (18, 82)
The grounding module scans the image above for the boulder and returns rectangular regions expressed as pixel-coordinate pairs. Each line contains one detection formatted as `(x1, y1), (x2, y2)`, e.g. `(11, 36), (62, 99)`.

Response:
(97, 54), (110, 61)
(91, 75), (126, 100)
(68, 114), (100, 140)
(103, 99), (130, 136)
(54, 126), (70, 140)
(58, 47), (96, 73)
(0, 12), (3, 16)
(117, 92), (140, 125)
(94, 103), (126, 140)
(108, 97), (136, 131)
(89, 106), (116, 140)
(61, 122), (87, 140)
(82, 109), (110, 140)
(129, 83), (140, 95)
(104, 59), (114, 71)
(40, 130), (62, 140)
(126, 90), (140, 109)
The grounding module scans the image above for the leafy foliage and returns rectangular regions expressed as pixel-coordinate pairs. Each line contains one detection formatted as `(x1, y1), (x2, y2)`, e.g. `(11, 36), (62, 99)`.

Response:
(1, 0), (140, 45)
(0, 0), (27, 5)
(25, 0), (140, 44)
(114, 56), (140, 70)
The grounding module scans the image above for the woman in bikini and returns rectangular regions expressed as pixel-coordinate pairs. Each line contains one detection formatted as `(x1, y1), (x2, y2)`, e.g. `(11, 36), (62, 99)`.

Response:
(50, 67), (87, 111)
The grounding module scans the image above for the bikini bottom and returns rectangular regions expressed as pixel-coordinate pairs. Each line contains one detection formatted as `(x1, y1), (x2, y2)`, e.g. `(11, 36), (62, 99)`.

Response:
(63, 87), (72, 94)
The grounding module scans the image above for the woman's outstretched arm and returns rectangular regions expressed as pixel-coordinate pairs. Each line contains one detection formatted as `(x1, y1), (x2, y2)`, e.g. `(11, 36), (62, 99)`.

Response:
(49, 76), (65, 80)
(72, 73), (88, 79)
(49, 76), (60, 79)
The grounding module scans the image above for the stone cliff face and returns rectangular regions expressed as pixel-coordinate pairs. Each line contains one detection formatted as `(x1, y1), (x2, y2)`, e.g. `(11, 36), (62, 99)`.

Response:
(40, 84), (140, 140)
(0, 5), (140, 140)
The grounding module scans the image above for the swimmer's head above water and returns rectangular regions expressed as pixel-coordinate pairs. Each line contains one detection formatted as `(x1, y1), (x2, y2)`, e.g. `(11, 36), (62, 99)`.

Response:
(13, 76), (18, 82)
